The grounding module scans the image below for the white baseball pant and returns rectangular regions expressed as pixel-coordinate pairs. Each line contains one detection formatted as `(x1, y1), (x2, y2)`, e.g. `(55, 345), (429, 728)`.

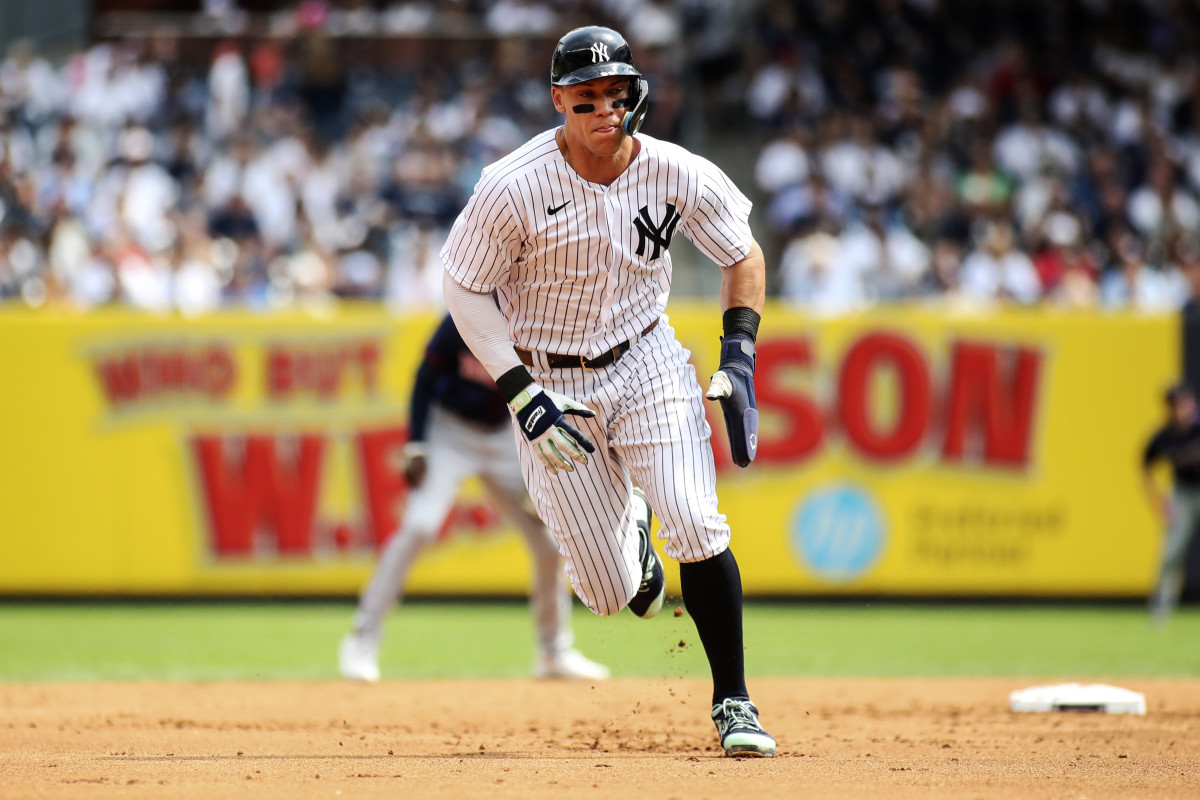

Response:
(513, 318), (731, 616)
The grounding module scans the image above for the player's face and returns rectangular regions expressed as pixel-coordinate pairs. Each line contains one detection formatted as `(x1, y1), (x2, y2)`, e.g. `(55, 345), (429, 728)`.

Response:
(1173, 393), (1197, 425)
(553, 77), (631, 156)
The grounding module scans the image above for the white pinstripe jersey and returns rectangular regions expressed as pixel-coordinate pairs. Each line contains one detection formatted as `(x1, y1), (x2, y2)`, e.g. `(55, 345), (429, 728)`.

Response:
(441, 129), (754, 357)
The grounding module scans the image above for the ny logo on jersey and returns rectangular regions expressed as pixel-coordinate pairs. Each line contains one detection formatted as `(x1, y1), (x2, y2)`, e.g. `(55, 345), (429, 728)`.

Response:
(590, 42), (609, 63)
(633, 203), (682, 260)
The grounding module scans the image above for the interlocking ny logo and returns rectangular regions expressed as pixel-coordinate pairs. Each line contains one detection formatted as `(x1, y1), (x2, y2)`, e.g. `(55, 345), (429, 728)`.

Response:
(633, 203), (682, 260)
(590, 42), (609, 63)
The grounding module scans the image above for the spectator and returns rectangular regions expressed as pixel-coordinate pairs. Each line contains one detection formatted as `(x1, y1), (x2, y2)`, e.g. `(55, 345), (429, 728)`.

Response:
(1099, 228), (1186, 312)
(992, 95), (1081, 184)
(385, 220), (446, 312)
(755, 123), (810, 197)
(778, 222), (864, 313)
(1034, 211), (1100, 308)
(837, 203), (930, 302)
(1126, 157), (1200, 251)
(3, 2), (1200, 316)
(485, 0), (556, 37)
(959, 221), (1041, 305)
(921, 235), (968, 305)
(172, 216), (222, 316)
(206, 41), (248, 141)
(956, 138), (1013, 221)
(116, 126), (178, 254)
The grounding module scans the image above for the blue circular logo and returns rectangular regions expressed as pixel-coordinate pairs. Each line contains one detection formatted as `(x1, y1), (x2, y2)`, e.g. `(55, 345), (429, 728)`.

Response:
(791, 485), (885, 582)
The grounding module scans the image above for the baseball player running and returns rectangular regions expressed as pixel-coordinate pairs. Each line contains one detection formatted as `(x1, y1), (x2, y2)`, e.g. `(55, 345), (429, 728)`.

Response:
(1142, 381), (1200, 624)
(339, 313), (609, 682)
(439, 26), (775, 757)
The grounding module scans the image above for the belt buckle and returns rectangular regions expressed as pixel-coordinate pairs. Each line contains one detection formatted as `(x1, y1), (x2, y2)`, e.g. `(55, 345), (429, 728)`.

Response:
(580, 354), (594, 370)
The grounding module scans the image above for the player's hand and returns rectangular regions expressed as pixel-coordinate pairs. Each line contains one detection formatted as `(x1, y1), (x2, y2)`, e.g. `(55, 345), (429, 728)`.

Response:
(509, 384), (596, 474)
(705, 332), (758, 468)
(403, 444), (427, 488)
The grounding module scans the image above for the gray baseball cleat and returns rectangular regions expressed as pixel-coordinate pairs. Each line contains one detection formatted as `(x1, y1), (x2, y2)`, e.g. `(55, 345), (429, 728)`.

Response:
(712, 698), (777, 757)
(627, 487), (665, 619)
(535, 648), (612, 681)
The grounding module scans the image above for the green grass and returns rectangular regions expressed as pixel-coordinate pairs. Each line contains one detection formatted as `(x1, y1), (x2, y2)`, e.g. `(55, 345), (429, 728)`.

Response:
(0, 600), (1197, 682)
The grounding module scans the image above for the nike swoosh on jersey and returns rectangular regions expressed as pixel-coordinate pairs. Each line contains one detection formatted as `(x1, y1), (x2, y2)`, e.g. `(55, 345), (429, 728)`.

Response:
(547, 201), (571, 215)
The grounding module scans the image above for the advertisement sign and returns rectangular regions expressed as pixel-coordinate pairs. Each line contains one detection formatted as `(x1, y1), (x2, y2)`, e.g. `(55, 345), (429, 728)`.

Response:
(0, 305), (1176, 597)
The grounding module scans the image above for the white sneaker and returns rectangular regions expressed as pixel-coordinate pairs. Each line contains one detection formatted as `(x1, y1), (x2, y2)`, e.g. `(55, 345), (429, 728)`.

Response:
(535, 648), (611, 681)
(338, 632), (381, 682)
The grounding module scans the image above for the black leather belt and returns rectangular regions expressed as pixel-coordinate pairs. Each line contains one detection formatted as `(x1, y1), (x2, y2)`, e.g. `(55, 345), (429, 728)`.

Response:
(516, 319), (659, 370)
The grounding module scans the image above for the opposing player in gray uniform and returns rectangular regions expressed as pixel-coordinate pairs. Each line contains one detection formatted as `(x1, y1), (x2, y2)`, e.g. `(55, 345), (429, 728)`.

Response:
(1142, 381), (1200, 623)
(439, 26), (775, 757)
(339, 314), (609, 682)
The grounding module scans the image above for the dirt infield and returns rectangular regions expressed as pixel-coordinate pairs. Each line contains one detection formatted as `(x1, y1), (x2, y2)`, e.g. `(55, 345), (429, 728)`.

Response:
(2, 678), (1198, 799)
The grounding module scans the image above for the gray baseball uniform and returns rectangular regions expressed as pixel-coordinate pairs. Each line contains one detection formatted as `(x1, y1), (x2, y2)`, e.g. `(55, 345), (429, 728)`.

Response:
(339, 315), (608, 682)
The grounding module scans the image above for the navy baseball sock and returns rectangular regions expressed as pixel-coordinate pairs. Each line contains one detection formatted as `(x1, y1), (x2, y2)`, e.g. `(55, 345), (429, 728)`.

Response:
(679, 547), (748, 705)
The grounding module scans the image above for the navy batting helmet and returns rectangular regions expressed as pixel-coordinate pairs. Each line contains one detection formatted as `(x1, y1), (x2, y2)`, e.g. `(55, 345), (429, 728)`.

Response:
(550, 26), (649, 135)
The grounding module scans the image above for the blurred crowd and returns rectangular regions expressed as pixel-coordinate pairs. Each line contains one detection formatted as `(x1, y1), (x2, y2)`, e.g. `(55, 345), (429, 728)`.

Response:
(2, 0), (1200, 314)
(747, 0), (1200, 312)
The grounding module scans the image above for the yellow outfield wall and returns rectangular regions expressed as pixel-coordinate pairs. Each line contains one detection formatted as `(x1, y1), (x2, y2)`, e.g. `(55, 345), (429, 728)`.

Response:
(0, 303), (1177, 597)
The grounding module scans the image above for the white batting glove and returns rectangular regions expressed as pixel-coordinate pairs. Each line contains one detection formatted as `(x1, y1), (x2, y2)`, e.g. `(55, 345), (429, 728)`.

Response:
(508, 384), (597, 474)
(705, 370), (734, 400)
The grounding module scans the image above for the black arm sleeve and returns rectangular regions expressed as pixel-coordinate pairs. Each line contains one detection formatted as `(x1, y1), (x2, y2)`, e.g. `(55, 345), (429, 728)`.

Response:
(408, 360), (437, 444)
(408, 316), (457, 444)
(1143, 430), (1164, 468)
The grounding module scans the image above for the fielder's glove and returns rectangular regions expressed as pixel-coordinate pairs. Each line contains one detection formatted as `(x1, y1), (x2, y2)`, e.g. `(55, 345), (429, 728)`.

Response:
(705, 332), (758, 467)
(509, 384), (596, 474)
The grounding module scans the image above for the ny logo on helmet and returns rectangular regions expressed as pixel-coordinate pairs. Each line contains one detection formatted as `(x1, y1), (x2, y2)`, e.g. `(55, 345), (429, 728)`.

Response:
(590, 42), (609, 63)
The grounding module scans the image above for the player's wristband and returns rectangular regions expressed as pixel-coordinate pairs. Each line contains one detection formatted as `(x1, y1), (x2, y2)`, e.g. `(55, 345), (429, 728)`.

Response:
(403, 442), (426, 458)
(496, 365), (535, 404)
(722, 307), (761, 342)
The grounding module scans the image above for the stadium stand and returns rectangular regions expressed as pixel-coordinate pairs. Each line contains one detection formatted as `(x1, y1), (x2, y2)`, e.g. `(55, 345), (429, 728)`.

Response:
(1, 0), (1199, 312)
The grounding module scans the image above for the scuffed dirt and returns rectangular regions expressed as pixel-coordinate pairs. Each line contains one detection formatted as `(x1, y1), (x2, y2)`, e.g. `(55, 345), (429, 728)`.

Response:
(1, 678), (1197, 799)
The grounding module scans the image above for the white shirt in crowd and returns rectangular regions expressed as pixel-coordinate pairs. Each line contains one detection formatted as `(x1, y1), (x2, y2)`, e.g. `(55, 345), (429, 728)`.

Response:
(121, 161), (178, 253)
(387, 224), (447, 312)
(959, 247), (1042, 305)
(207, 49), (249, 140)
(821, 140), (907, 204)
(779, 221), (929, 311)
(992, 122), (1081, 182)
(1126, 186), (1200, 239)
(1099, 264), (1187, 312)
(779, 230), (866, 313)
(755, 136), (809, 195)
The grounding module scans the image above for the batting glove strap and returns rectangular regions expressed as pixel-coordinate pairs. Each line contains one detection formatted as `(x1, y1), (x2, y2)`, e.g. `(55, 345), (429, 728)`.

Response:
(718, 332), (756, 375)
(509, 384), (597, 475)
(705, 333), (759, 468)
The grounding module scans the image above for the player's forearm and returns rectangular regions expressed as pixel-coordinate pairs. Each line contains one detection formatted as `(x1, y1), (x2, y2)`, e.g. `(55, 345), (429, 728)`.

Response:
(720, 239), (766, 315)
(442, 272), (531, 400)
